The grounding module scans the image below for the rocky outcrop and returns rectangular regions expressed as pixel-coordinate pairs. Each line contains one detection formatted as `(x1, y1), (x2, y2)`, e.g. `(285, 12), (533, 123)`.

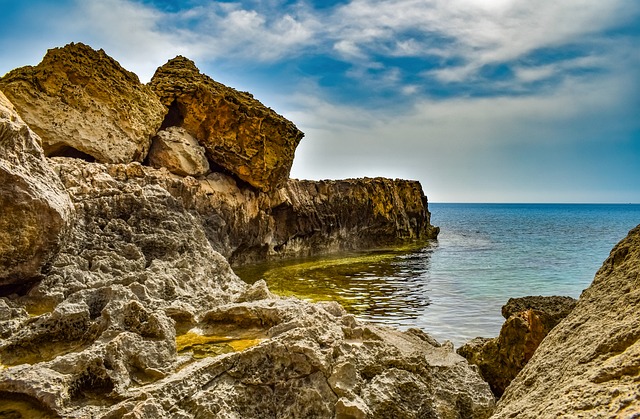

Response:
(493, 226), (640, 418)
(51, 160), (437, 265)
(0, 91), (73, 288)
(147, 127), (210, 176)
(457, 296), (576, 397)
(0, 156), (491, 418)
(0, 43), (166, 164)
(149, 56), (304, 192)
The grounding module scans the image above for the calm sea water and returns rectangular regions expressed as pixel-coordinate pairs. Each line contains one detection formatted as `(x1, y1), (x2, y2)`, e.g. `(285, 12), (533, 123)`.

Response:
(236, 204), (640, 347)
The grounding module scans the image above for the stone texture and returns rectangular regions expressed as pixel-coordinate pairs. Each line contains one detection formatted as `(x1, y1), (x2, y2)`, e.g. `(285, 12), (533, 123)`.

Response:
(58, 162), (438, 265)
(493, 225), (640, 418)
(0, 43), (166, 163)
(0, 160), (490, 419)
(147, 126), (210, 177)
(149, 56), (304, 192)
(457, 296), (576, 397)
(0, 91), (73, 287)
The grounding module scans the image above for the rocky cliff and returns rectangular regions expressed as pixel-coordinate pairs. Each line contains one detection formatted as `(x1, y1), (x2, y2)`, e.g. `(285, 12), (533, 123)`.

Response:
(493, 225), (640, 417)
(0, 106), (490, 419)
(0, 44), (473, 418)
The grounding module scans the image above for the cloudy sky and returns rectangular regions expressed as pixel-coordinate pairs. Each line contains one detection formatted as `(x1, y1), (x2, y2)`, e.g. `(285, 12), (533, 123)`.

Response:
(1, 0), (639, 202)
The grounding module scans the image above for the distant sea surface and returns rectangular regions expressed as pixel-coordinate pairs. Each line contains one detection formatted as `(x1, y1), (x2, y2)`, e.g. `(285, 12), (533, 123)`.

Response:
(236, 203), (640, 347)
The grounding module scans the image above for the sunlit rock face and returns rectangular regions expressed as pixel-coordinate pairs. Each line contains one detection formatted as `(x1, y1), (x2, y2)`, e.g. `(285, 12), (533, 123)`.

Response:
(0, 158), (492, 418)
(0, 42), (166, 164)
(493, 225), (640, 418)
(0, 91), (73, 287)
(149, 56), (304, 192)
(457, 296), (576, 397)
(0, 44), (453, 418)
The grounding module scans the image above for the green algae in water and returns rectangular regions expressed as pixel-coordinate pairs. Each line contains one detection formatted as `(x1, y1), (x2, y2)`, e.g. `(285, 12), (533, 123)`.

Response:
(176, 328), (266, 359)
(234, 245), (434, 325)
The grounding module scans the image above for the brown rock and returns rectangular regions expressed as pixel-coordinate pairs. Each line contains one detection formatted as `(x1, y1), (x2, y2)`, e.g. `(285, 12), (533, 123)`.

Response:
(147, 126), (210, 177)
(0, 91), (73, 287)
(149, 56), (304, 192)
(493, 225), (640, 417)
(0, 43), (166, 163)
(457, 295), (576, 397)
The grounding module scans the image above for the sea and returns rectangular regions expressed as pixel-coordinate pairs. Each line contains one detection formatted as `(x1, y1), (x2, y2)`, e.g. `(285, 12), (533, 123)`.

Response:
(235, 203), (640, 347)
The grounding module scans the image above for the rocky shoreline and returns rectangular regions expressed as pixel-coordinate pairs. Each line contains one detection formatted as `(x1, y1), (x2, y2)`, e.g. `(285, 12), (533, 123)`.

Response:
(1, 42), (638, 418)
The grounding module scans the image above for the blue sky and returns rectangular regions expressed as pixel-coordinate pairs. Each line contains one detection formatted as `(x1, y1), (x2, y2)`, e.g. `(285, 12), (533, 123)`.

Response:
(1, 0), (639, 202)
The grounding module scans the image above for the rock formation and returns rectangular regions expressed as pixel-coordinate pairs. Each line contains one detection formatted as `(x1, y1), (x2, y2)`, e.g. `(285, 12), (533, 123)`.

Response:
(0, 43), (166, 164)
(0, 44), (474, 418)
(147, 126), (210, 177)
(0, 155), (492, 417)
(57, 160), (437, 265)
(0, 91), (73, 288)
(493, 225), (640, 417)
(149, 56), (304, 192)
(457, 296), (576, 397)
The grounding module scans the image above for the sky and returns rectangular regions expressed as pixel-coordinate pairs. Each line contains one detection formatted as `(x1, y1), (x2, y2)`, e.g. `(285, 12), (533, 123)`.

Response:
(0, 0), (639, 203)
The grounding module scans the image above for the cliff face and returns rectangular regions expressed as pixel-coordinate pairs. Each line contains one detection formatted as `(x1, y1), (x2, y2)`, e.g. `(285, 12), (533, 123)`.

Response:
(493, 225), (640, 417)
(0, 113), (489, 419)
(49, 160), (436, 266)
(0, 44), (466, 418)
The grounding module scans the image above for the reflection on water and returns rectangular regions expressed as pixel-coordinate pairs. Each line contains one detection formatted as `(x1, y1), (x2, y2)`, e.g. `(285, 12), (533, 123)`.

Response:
(235, 245), (434, 328)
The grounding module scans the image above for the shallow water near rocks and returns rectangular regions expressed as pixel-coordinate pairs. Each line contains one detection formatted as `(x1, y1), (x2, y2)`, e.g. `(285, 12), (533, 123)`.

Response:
(236, 203), (640, 347)
(176, 327), (267, 359)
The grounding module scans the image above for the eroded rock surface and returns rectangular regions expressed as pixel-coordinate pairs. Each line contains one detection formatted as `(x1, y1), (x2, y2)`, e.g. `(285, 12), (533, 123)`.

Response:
(51, 160), (437, 265)
(0, 157), (491, 418)
(147, 126), (210, 177)
(457, 296), (576, 397)
(493, 226), (640, 418)
(149, 56), (304, 192)
(0, 43), (166, 163)
(0, 91), (73, 287)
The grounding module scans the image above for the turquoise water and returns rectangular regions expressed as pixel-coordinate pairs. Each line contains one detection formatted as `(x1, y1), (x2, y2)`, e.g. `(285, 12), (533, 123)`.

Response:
(420, 203), (640, 345)
(236, 204), (640, 347)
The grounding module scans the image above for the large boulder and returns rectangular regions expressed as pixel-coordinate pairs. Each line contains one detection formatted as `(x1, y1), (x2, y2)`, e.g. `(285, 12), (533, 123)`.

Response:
(457, 296), (576, 397)
(0, 43), (166, 164)
(0, 91), (73, 288)
(149, 56), (304, 192)
(493, 225), (640, 417)
(147, 126), (210, 177)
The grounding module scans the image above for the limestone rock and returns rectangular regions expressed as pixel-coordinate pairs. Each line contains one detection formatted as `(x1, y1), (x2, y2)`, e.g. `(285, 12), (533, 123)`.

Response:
(0, 42), (166, 163)
(149, 56), (304, 192)
(493, 225), (640, 417)
(457, 296), (576, 397)
(67, 163), (438, 264)
(147, 126), (209, 177)
(0, 157), (484, 418)
(0, 91), (73, 287)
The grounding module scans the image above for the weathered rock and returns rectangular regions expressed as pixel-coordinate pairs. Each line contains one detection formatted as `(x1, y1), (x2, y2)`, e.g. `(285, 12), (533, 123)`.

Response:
(457, 296), (576, 397)
(149, 56), (304, 192)
(0, 91), (73, 287)
(0, 43), (166, 163)
(147, 126), (210, 177)
(98, 301), (495, 419)
(0, 160), (490, 419)
(493, 225), (640, 418)
(58, 162), (438, 264)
